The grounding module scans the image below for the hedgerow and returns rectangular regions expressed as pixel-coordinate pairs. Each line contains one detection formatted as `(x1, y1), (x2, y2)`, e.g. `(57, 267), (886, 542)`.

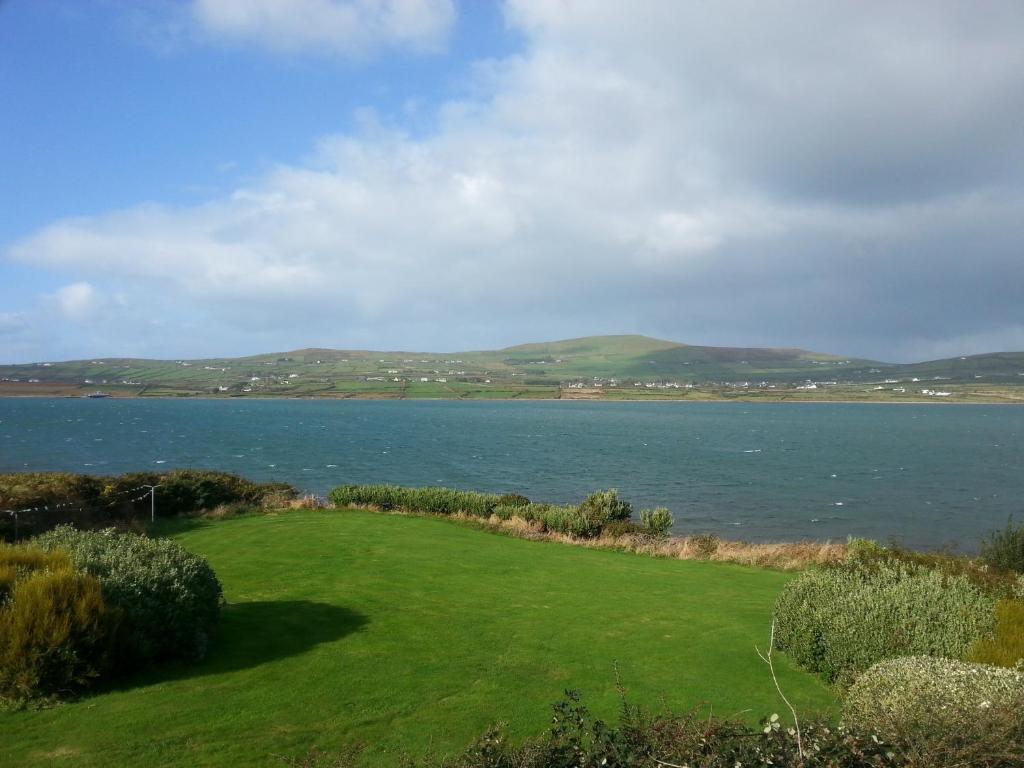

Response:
(773, 560), (996, 684)
(329, 484), (643, 539)
(33, 526), (223, 665)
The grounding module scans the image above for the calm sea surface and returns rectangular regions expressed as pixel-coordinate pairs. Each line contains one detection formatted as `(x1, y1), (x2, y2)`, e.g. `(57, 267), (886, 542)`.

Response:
(1, 398), (1021, 551)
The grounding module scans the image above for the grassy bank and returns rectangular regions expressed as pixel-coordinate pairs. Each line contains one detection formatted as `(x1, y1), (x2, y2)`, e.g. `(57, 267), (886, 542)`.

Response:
(1, 509), (834, 767)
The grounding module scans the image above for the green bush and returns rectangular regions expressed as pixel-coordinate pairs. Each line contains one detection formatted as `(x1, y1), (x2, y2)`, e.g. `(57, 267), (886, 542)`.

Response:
(33, 526), (223, 665)
(578, 489), (632, 523)
(774, 561), (997, 684)
(328, 484), (502, 518)
(970, 599), (1024, 668)
(0, 554), (116, 703)
(981, 518), (1024, 575)
(639, 508), (673, 538)
(846, 537), (1020, 598)
(399, 690), (901, 768)
(329, 485), (642, 539)
(844, 657), (1024, 766)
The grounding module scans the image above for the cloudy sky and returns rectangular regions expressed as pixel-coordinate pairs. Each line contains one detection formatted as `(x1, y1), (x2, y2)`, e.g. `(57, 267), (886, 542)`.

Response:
(2, 0), (1022, 363)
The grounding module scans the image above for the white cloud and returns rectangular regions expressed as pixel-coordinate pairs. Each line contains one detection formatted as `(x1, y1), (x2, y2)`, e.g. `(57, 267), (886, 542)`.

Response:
(52, 282), (100, 322)
(6, 1), (1024, 360)
(191, 0), (456, 56)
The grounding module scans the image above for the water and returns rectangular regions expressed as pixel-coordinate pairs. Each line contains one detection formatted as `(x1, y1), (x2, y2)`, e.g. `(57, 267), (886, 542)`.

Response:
(1, 398), (1021, 551)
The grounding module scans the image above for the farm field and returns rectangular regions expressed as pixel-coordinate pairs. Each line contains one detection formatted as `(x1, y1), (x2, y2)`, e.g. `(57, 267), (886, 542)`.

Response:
(0, 509), (835, 767)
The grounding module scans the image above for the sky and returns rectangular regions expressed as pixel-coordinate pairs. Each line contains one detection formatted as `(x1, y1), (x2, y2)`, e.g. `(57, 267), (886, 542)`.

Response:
(1, 0), (1022, 364)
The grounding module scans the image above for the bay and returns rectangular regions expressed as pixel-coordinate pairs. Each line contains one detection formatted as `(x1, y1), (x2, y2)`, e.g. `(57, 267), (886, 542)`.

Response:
(1, 397), (1021, 551)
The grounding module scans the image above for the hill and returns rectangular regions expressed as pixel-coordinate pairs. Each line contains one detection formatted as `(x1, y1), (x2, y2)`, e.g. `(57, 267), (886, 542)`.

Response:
(1, 335), (1023, 402)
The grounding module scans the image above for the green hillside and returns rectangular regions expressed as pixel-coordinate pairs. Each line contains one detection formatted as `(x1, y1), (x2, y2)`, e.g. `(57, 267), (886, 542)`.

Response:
(2, 334), (1023, 402)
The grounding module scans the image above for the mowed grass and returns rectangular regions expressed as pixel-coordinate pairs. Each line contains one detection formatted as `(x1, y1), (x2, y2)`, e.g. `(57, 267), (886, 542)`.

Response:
(1, 510), (835, 767)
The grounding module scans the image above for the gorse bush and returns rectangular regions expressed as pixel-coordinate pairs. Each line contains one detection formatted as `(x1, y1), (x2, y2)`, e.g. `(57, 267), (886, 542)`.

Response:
(981, 518), (1024, 575)
(0, 544), (116, 703)
(844, 656), (1024, 767)
(774, 560), (997, 684)
(34, 526), (223, 665)
(970, 599), (1024, 668)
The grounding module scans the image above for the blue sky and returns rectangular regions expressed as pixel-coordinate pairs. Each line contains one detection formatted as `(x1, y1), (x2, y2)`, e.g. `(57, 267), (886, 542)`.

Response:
(2, 1), (1023, 363)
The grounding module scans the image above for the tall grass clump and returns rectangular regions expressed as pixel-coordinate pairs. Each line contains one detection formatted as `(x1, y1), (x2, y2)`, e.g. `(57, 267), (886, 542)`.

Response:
(33, 526), (223, 665)
(981, 517), (1024, 575)
(774, 560), (997, 684)
(0, 543), (116, 703)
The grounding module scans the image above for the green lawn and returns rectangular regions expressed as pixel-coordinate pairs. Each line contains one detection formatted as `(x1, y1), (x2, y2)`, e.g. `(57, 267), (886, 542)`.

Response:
(1, 510), (835, 767)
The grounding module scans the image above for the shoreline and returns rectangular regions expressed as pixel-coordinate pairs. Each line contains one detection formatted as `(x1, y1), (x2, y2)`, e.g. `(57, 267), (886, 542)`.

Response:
(0, 392), (1022, 405)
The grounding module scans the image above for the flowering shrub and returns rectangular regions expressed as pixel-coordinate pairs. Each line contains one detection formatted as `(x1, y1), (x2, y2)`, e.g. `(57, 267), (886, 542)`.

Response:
(844, 656), (1024, 766)
(774, 561), (996, 683)
(34, 526), (223, 666)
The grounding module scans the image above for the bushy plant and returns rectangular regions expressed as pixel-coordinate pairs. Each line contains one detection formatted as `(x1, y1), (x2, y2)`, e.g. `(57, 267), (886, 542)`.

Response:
(846, 537), (1020, 598)
(329, 484), (502, 518)
(970, 599), (1024, 668)
(844, 656), (1024, 766)
(639, 508), (673, 538)
(400, 690), (901, 768)
(578, 490), (632, 523)
(33, 526), (223, 665)
(981, 518), (1024, 575)
(692, 533), (720, 559)
(0, 547), (116, 703)
(774, 561), (997, 683)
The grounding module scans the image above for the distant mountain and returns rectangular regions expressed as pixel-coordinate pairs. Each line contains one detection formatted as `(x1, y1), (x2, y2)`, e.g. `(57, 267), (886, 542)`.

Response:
(1, 335), (1022, 400)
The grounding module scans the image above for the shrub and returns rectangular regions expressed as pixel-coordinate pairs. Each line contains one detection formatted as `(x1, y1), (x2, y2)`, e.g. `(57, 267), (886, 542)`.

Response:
(578, 490), (632, 524)
(639, 508), (673, 538)
(692, 533), (720, 559)
(328, 484), (502, 518)
(846, 537), (1020, 598)
(844, 657), (1024, 767)
(981, 518), (1024, 574)
(496, 493), (531, 508)
(774, 561), (997, 683)
(400, 690), (901, 768)
(33, 526), (223, 666)
(601, 520), (646, 537)
(970, 599), (1024, 668)
(0, 554), (116, 703)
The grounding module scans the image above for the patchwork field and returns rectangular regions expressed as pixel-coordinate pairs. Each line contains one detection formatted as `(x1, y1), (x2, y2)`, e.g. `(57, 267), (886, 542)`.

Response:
(1, 510), (835, 767)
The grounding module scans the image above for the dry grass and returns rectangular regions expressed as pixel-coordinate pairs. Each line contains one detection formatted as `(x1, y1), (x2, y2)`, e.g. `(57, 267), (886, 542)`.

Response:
(443, 512), (846, 570)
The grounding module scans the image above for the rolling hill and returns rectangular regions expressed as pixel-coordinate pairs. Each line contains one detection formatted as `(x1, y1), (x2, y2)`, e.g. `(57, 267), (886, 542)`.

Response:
(1, 335), (1023, 402)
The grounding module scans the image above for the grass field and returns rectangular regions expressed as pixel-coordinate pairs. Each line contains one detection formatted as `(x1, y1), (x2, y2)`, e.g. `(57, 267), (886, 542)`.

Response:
(1, 510), (835, 767)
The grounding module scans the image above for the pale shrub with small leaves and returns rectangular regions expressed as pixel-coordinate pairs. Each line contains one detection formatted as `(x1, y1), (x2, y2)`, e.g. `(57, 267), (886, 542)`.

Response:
(774, 561), (996, 683)
(34, 526), (223, 666)
(845, 656), (1024, 728)
(639, 507), (673, 537)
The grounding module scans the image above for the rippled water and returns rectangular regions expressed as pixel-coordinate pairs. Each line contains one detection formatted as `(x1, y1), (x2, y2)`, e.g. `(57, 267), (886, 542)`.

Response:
(1, 398), (1022, 550)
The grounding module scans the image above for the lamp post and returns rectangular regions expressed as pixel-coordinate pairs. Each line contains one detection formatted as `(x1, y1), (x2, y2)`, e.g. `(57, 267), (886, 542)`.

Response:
(142, 485), (163, 523)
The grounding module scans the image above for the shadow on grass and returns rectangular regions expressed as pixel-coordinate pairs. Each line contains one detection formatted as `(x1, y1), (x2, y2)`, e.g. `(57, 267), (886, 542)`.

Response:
(112, 600), (368, 690)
